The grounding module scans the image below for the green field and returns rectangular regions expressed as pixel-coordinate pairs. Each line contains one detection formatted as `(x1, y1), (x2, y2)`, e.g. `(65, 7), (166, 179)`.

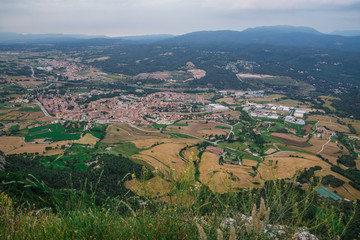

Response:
(97, 142), (142, 156)
(218, 141), (247, 151)
(18, 107), (41, 112)
(215, 125), (231, 130)
(25, 123), (81, 141)
(171, 122), (189, 126)
(165, 132), (196, 139)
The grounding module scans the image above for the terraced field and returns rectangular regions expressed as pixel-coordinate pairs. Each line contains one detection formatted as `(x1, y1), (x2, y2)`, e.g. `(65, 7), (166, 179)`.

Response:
(102, 124), (169, 143)
(166, 120), (230, 138)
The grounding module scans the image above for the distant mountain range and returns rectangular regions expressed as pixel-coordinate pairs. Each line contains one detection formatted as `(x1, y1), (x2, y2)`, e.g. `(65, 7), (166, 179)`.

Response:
(1, 26), (360, 51)
(162, 26), (360, 52)
(0, 32), (173, 45)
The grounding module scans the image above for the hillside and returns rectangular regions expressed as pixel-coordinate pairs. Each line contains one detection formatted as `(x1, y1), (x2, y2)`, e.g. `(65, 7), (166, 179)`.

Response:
(163, 26), (360, 52)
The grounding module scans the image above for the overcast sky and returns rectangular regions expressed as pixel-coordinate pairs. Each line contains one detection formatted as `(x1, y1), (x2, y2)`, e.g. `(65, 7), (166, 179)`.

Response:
(1, 0), (360, 36)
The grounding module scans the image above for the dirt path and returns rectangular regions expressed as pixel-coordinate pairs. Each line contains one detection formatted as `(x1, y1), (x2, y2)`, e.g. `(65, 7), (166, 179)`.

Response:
(317, 135), (332, 154)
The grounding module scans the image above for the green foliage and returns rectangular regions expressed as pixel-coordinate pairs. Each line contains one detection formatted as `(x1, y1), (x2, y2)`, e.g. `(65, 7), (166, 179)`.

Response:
(297, 166), (322, 184)
(9, 124), (19, 134)
(0, 153), (143, 208)
(337, 155), (356, 168)
(331, 166), (360, 191)
(321, 175), (345, 188)
(347, 124), (357, 135)
(0, 173), (357, 240)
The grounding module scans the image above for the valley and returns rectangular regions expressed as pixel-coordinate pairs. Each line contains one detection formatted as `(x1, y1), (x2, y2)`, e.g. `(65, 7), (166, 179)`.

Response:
(0, 32), (360, 239)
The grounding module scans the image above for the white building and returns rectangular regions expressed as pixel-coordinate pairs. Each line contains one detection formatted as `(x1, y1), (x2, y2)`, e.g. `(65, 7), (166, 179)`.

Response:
(294, 109), (306, 118)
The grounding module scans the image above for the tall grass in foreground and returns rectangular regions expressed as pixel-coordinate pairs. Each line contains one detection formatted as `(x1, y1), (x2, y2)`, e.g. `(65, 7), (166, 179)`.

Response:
(0, 161), (357, 239)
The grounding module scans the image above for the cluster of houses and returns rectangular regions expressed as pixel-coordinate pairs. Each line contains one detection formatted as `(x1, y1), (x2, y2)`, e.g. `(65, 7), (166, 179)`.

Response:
(38, 91), (215, 126)
(205, 146), (243, 165)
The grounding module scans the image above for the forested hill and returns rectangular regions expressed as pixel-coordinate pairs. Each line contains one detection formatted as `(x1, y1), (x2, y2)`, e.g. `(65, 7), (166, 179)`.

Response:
(162, 26), (360, 52)
(2, 26), (360, 52)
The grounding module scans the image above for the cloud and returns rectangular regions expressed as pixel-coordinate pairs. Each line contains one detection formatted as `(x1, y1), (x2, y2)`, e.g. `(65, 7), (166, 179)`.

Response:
(0, 0), (359, 35)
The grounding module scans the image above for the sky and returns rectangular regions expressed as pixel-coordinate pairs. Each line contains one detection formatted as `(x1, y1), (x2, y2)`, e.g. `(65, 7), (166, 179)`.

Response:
(1, 0), (360, 36)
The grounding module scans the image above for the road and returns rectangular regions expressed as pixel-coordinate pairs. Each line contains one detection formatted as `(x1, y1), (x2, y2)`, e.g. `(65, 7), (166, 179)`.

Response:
(29, 65), (35, 78)
(35, 99), (53, 118)
(31, 103), (300, 158)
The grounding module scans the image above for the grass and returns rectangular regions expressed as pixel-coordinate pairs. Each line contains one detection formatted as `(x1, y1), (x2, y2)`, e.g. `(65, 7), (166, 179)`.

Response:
(25, 123), (81, 142)
(262, 135), (284, 144)
(218, 141), (248, 151)
(153, 123), (168, 130)
(171, 122), (188, 126)
(98, 142), (142, 157)
(0, 166), (356, 240)
(18, 107), (41, 112)
(215, 125), (231, 130)
(165, 132), (197, 139)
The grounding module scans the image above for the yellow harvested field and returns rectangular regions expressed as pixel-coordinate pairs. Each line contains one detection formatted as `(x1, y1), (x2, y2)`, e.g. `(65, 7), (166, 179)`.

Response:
(166, 120), (230, 138)
(125, 176), (171, 198)
(0, 136), (24, 153)
(306, 115), (349, 132)
(276, 99), (303, 107)
(271, 133), (309, 147)
(74, 133), (99, 146)
(356, 160), (360, 170)
(18, 111), (52, 121)
(102, 124), (169, 143)
(307, 115), (337, 122)
(216, 97), (235, 103)
(303, 124), (313, 134)
(42, 148), (64, 156)
(126, 176), (194, 206)
(197, 129), (227, 136)
(131, 138), (173, 149)
(345, 118), (360, 136)
(199, 152), (260, 193)
(0, 109), (14, 114)
(131, 138), (198, 149)
(0, 136), (71, 155)
(131, 139), (200, 178)
(221, 110), (241, 119)
(269, 94), (287, 99)
(319, 96), (339, 112)
(6, 76), (45, 86)
(334, 184), (360, 200)
(86, 56), (110, 62)
(265, 148), (277, 155)
(242, 159), (259, 167)
(259, 156), (331, 180)
(315, 169), (350, 182)
(304, 137), (347, 164)
(182, 146), (200, 161)
(318, 122), (349, 132)
(314, 168), (360, 200)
